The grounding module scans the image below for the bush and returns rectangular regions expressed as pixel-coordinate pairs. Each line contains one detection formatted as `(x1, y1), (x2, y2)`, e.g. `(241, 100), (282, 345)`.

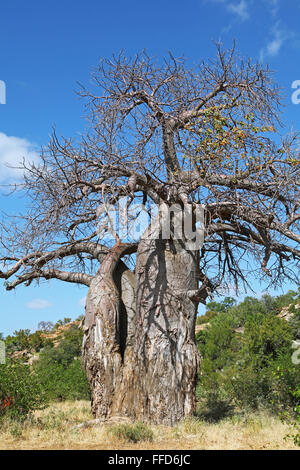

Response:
(0, 360), (47, 420)
(270, 356), (300, 412)
(197, 297), (236, 325)
(196, 294), (299, 415)
(290, 311), (300, 340)
(32, 322), (90, 401)
(5, 329), (31, 354)
(196, 310), (217, 325)
(292, 387), (300, 447)
(108, 422), (154, 443)
(240, 313), (293, 366)
(34, 359), (90, 401)
(2, 318), (90, 407)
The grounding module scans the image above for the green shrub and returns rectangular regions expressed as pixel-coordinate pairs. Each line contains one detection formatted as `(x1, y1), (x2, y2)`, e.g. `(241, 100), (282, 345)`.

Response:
(292, 387), (300, 447)
(241, 314), (293, 367)
(283, 387), (300, 447)
(34, 358), (90, 401)
(196, 294), (299, 416)
(2, 318), (89, 407)
(108, 422), (154, 443)
(5, 329), (31, 354)
(227, 365), (274, 410)
(0, 360), (47, 421)
(196, 310), (217, 325)
(33, 323), (90, 401)
(37, 323), (84, 367)
(205, 297), (237, 313)
(5, 329), (52, 357)
(269, 354), (300, 412)
(290, 312), (300, 340)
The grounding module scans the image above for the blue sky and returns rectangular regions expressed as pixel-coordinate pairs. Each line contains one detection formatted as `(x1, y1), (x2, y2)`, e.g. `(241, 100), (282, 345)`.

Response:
(0, 0), (299, 335)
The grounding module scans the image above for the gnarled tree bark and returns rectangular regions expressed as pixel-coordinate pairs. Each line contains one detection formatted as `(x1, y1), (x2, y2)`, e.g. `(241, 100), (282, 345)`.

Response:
(82, 242), (136, 419)
(133, 237), (200, 425)
(82, 220), (201, 425)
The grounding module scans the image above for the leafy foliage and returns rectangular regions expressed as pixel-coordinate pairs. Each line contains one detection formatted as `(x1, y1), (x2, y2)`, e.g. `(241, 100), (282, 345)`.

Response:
(292, 387), (300, 446)
(34, 360), (90, 401)
(1, 317), (90, 418)
(54, 317), (72, 329)
(196, 291), (300, 419)
(196, 297), (236, 325)
(33, 323), (90, 401)
(5, 329), (51, 355)
(0, 360), (46, 421)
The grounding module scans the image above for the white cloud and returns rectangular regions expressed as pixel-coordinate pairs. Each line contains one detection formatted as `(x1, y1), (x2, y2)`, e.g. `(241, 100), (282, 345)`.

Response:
(227, 0), (250, 21)
(26, 298), (52, 309)
(206, 0), (250, 21)
(221, 24), (233, 34)
(0, 132), (39, 184)
(264, 37), (282, 56)
(259, 22), (295, 62)
(78, 296), (86, 307)
(265, 0), (280, 16)
(206, 0), (282, 22)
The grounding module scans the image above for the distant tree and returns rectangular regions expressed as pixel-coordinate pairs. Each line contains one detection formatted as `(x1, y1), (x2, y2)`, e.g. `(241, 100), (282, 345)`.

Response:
(206, 297), (237, 313)
(11, 329), (31, 350)
(54, 318), (72, 328)
(197, 297), (236, 325)
(37, 321), (54, 332)
(29, 331), (45, 351)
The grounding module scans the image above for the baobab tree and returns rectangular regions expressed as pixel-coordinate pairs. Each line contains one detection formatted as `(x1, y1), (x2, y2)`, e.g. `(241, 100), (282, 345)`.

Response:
(0, 45), (299, 425)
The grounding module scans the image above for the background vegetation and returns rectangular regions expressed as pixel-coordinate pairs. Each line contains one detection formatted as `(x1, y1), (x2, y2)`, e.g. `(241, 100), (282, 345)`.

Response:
(1, 315), (90, 421)
(196, 290), (300, 431)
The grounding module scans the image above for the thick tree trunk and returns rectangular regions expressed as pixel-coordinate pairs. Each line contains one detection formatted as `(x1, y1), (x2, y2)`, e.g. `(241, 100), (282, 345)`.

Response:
(82, 243), (136, 419)
(82, 230), (201, 425)
(132, 236), (200, 425)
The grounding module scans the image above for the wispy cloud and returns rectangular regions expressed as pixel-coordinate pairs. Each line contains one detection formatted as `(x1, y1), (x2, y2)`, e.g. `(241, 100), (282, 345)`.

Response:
(206, 0), (250, 22)
(265, 0), (280, 17)
(221, 24), (233, 34)
(0, 132), (39, 184)
(26, 298), (53, 309)
(227, 0), (250, 21)
(259, 21), (295, 62)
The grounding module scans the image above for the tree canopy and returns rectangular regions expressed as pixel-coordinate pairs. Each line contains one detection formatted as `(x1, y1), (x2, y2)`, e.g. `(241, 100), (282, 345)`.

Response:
(0, 44), (298, 299)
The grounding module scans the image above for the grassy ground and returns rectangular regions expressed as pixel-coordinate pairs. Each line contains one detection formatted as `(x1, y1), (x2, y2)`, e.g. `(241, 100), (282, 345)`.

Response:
(0, 400), (298, 450)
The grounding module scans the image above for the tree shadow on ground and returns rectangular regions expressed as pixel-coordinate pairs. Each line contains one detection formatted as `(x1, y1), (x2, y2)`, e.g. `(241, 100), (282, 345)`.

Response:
(196, 398), (235, 423)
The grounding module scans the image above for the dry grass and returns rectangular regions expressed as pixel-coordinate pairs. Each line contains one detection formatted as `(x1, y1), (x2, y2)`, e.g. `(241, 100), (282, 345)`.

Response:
(0, 400), (298, 450)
